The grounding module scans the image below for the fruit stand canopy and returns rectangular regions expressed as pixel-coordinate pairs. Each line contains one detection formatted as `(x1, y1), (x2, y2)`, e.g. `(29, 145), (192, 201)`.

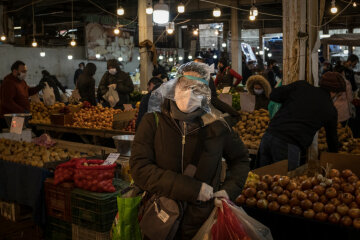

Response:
(321, 34), (360, 46)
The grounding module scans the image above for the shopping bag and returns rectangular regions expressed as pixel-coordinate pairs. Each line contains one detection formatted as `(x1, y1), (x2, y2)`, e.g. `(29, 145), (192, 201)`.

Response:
(192, 208), (217, 240)
(111, 194), (142, 240)
(103, 87), (120, 108)
(69, 89), (81, 104)
(60, 93), (69, 103)
(42, 82), (56, 106)
(268, 81), (282, 119)
(30, 93), (41, 103)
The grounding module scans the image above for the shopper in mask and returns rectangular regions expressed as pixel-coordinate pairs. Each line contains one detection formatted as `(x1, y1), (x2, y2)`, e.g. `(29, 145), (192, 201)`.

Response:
(246, 75), (272, 110)
(0, 61), (44, 119)
(77, 63), (97, 106)
(214, 57), (243, 89)
(74, 62), (85, 86)
(131, 62), (250, 239)
(98, 59), (134, 109)
(40, 70), (66, 102)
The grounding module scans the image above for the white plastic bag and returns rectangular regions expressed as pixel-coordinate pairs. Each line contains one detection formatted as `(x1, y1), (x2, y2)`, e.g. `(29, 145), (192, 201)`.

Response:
(60, 93), (69, 103)
(42, 82), (56, 106)
(103, 87), (119, 108)
(30, 93), (41, 103)
(69, 89), (81, 104)
(192, 208), (217, 240)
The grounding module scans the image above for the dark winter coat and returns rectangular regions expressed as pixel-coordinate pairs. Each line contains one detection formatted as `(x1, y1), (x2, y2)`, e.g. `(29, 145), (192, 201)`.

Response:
(246, 75), (272, 110)
(77, 63), (97, 106)
(130, 99), (249, 239)
(97, 66), (134, 110)
(40, 72), (66, 102)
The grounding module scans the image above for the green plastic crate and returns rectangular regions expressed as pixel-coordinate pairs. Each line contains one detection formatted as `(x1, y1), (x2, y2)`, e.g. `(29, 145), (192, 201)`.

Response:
(72, 224), (110, 240)
(45, 217), (72, 240)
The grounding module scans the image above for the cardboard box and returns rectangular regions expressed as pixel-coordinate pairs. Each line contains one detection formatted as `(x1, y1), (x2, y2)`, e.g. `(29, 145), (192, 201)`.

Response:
(50, 113), (73, 126)
(112, 111), (136, 130)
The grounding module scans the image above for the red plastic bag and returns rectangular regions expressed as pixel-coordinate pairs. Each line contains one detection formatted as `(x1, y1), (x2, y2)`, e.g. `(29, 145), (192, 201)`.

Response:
(211, 200), (250, 240)
(54, 158), (86, 185)
(74, 159), (116, 192)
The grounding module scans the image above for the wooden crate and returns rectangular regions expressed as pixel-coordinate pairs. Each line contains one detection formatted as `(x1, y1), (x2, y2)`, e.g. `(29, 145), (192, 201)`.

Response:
(50, 114), (73, 126)
(0, 201), (32, 222)
(112, 111), (136, 130)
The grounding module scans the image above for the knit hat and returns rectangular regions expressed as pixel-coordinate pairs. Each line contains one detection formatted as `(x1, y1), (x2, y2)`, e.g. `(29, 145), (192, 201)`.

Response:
(320, 72), (346, 93)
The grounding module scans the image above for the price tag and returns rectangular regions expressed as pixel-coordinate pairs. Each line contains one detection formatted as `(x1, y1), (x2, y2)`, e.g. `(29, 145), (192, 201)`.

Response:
(10, 117), (24, 134)
(102, 153), (120, 165)
(123, 104), (133, 111)
(222, 87), (231, 94)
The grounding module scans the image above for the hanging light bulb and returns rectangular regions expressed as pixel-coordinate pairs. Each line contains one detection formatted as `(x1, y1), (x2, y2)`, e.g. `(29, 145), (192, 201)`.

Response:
(169, 57), (174, 62)
(249, 14), (256, 21)
(95, 53), (101, 59)
(153, 0), (169, 25)
(193, 29), (199, 36)
(214, 30), (219, 35)
(40, 51), (46, 57)
(353, 1), (357, 7)
(259, 50), (264, 55)
(213, 7), (221, 17)
(32, 39), (38, 47)
(117, 6), (125, 16)
(137, 56), (141, 60)
(146, 0), (154, 14)
(177, 2), (185, 13)
(267, 53), (272, 57)
(114, 28), (120, 35)
(251, 4), (258, 17)
(70, 38), (76, 47)
(166, 22), (175, 34)
(179, 56), (183, 61)
(68, 55), (73, 60)
(118, 56), (123, 61)
(330, 0), (338, 13)
(159, 55), (164, 60)
(213, 55), (218, 59)
(188, 55), (192, 60)
(0, 34), (6, 41)
(222, 42), (226, 48)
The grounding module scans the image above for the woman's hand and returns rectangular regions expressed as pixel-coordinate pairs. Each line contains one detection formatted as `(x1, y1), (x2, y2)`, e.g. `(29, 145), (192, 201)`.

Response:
(197, 183), (213, 202)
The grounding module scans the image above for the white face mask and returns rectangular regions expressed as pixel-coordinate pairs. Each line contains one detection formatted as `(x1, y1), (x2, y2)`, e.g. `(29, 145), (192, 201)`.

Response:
(18, 72), (27, 80)
(254, 89), (264, 95)
(174, 86), (202, 113)
(109, 68), (117, 75)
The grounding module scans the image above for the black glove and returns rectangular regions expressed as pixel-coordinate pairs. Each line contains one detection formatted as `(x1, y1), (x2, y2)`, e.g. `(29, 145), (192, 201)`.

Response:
(37, 82), (46, 90)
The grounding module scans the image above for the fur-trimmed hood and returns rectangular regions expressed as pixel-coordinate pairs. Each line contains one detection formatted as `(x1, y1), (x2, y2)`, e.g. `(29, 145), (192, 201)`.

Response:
(246, 75), (272, 98)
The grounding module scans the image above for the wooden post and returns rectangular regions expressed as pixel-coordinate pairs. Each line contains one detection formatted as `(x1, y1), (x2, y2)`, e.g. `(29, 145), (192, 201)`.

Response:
(231, 6), (242, 75)
(138, 0), (153, 91)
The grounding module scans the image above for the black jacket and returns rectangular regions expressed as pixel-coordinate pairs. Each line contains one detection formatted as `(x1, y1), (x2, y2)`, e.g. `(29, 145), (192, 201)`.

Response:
(344, 67), (358, 92)
(77, 63), (97, 106)
(267, 80), (338, 152)
(130, 99), (249, 239)
(40, 75), (66, 102)
(74, 68), (83, 86)
(97, 68), (134, 110)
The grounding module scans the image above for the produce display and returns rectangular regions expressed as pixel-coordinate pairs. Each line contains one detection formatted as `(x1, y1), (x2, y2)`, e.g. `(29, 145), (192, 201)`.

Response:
(29, 102), (81, 124)
(236, 170), (360, 229)
(0, 138), (94, 167)
(340, 138), (360, 155)
(33, 134), (56, 148)
(318, 124), (358, 153)
(233, 109), (270, 149)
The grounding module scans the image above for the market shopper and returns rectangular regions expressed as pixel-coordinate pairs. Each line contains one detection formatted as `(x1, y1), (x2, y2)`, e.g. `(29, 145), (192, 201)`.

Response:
(135, 77), (163, 130)
(131, 62), (250, 239)
(97, 59), (134, 109)
(344, 54), (359, 92)
(332, 65), (354, 125)
(214, 58), (243, 89)
(40, 70), (66, 102)
(264, 59), (278, 88)
(258, 78), (345, 170)
(0, 61), (44, 117)
(77, 63), (97, 106)
(241, 56), (253, 85)
(73, 62), (85, 86)
(246, 75), (272, 110)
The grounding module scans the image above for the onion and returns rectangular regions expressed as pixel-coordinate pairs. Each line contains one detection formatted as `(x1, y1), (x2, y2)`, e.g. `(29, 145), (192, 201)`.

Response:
(329, 169), (340, 178)
(268, 201), (280, 212)
(280, 205), (291, 214)
(354, 181), (360, 189)
(244, 187), (257, 198)
(331, 177), (341, 184)
(313, 202), (324, 213)
(348, 175), (359, 184)
(308, 192), (319, 203)
(328, 212), (341, 224)
(291, 190), (301, 199)
(303, 209), (315, 219)
(256, 190), (267, 199)
(261, 175), (273, 185)
(356, 195), (360, 205)
(310, 177), (320, 186)
(298, 175), (308, 183)
(286, 181), (298, 192)
(349, 208), (360, 219)
(355, 189), (360, 196)
(319, 195), (328, 204)
(350, 202), (359, 209)
(330, 198), (341, 207)
(314, 212), (328, 221)
(283, 190), (291, 198)
(235, 195), (246, 205)
(341, 183), (355, 194)
(273, 174), (281, 182)
(353, 218), (360, 229)
(332, 183), (341, 191)
(257, 199), (268, 209)
(337, 204), (349, 216)
(246, 197), (257, 207)
(301, 179), (312, 190)
(341, 192), (354, 205)
(325, 187), (337, 198)
(271, 182), (279, 189)
(289, 197), (300, 207)
(277, 194), (289, 205)
(246, 182), (257, 189)
(313, 185), (325, 196)
(291, 206), (303, 216)
(257, 181), (268, 191)
(324, 203), (336, 214)
(341, 169), (353, 178)
(272, 186), (284, 195)
(340, 216), (352, 226)
(279, 176), (290, 188)
(300, 199), (313, 210)
(267, 193), (278, 202)
(297, 191), (308, 200)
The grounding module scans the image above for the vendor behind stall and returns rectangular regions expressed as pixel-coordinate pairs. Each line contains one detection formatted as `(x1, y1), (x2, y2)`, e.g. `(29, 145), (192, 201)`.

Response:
(246, 75), (272, 110)
(97, 59), (134, 109)
(214, 58), (243, 89)
(77, 63), (97, 106)
(258, 77), (345, 170)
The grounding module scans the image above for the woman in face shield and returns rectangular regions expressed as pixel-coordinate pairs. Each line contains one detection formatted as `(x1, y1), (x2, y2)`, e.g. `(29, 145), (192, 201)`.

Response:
(130, 62), (250, 239)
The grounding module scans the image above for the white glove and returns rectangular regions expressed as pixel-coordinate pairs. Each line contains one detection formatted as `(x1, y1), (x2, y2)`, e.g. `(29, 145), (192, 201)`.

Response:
(108, 84), (117, 89)
(213, 190), (229, 199)
(197, 183), (213, 202)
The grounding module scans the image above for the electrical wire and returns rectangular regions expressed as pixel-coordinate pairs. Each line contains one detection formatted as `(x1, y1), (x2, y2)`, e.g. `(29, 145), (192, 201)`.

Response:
(71, 0), (74, 29)
(32, 1), (35, 39)
(6, 0), (43, 13)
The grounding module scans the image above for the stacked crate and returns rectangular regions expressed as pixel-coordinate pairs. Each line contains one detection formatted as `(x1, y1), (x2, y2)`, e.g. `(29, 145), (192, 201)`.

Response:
(44, 178), (74, 240)
(71, 179), (129, 240)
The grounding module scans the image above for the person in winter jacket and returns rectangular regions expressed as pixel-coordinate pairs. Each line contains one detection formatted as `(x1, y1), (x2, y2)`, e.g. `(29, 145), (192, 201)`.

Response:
(77, 63), (97, 106)
(74, 62), (85, 86)
(97, 59), (134, 109)
(131, 62), (250, 240)
(214, 57), (243, 89)
(40, 70), (66, 102)
(246, 75), (272, 110)
(343, 54), (359, 92)
(264, 59), (278, 88)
